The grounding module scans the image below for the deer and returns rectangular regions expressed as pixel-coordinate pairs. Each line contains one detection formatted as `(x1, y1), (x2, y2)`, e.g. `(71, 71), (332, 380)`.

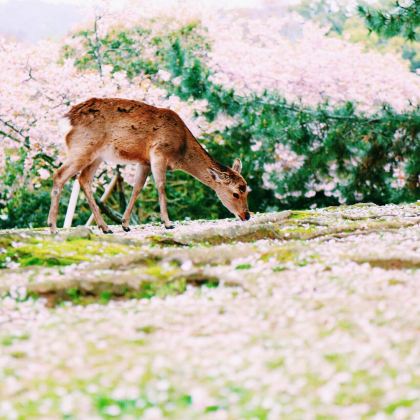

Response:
(48, 97), (250, 234)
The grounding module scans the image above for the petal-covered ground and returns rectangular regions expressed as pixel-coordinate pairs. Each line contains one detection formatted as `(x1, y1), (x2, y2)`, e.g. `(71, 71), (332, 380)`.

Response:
(0, 203), (419, 419)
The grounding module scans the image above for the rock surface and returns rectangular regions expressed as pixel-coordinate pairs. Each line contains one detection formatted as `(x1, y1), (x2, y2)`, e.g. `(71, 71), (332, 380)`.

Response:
(0, 203), (419, 418)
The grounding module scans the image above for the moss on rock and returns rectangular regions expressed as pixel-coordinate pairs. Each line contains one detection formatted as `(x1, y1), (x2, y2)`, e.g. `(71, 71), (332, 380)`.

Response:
(0, 234), (142, 269)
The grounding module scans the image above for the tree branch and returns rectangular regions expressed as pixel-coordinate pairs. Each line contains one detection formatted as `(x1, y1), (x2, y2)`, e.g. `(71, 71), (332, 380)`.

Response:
(95, 197), (123, 224)
(93, 15), (103, 77)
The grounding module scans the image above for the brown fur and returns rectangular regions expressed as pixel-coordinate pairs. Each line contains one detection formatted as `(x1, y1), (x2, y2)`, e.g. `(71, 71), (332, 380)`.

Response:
(48, 98), (250, 233)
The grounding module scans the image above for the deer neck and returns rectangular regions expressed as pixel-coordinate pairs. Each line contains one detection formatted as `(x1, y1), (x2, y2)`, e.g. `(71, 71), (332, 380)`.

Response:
(177, 140), (220, 190)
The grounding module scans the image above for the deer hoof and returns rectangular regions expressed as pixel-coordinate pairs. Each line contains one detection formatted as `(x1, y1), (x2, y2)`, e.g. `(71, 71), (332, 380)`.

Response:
(164, 224), (175, 230)
(122, 226), (131, 232)
(103, 229), (113, 234)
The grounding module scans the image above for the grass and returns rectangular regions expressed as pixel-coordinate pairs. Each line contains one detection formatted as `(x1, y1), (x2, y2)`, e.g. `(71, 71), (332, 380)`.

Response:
(52, 278), (188, 306)
(0, 234), (140, 269)
(41, 273), (221, 307)
(289, 210), (318, 220)
(1, 333), (30, 347)
(260, 245), (298, 264)
(2, 204), (419, 418)
(235, 263), (252, 270)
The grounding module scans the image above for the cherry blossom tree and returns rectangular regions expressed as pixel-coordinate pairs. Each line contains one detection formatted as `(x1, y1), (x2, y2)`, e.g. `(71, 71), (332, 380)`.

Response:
(0, 2), (418, 227)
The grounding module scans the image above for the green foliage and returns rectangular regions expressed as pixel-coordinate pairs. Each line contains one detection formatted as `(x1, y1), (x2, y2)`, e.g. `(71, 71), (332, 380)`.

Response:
(292, 0), (352, 34)
(4, 19), (419, 229)
(358, 0), (419, 41)
(342, 15), (420, 72)
(0, 148), (53, 228)
(293, 0), (420, 72)
(0, 147), (91, 229)
(115, 21), (419, 209)
(62, 21), (420, 217)
(73, 27), (158, 77)
(236, 97), (420, 207)
(69, 20), (208, 79)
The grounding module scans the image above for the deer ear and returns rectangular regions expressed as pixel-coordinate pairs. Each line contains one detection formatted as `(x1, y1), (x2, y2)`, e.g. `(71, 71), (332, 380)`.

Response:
(208, 168), (224, 183)
(232, 158), (242, 173)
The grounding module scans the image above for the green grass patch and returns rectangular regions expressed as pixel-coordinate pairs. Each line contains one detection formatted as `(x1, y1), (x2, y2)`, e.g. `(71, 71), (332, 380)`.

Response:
(260, 246), (298, 264)
(1, 333), (30, 347)
(235, 263), (252, 270)
(94, 390), (194, 418)
(47, 275), (219, 306)
(266, 356), (285, 369)
(289, 210), (316, 220)
(324, 353), (348, 371)
(56, 278), (187, 306)
(385, 399), (416, 414)
(272, 265), (287, 272)
(0, 234), (140, 269)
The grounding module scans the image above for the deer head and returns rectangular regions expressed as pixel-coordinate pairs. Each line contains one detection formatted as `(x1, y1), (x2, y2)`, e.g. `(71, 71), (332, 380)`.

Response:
(208, 158), (251, 221)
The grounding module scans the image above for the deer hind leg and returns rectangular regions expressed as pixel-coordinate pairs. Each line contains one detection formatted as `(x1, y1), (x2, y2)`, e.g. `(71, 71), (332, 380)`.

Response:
(121, 163), (151, 232)
(150, 153), (174, 229)
(78, 158), (112, 234)
(48, 159), (85, 234)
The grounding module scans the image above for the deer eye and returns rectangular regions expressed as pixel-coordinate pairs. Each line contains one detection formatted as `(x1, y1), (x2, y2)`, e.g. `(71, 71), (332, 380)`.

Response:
(233, 193), (240, 199)
(239, 185), (246, 193)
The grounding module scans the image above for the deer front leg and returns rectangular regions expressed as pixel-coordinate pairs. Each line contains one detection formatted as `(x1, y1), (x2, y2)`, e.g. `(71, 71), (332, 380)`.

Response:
(121, 163), (150, 232)
(150, 153), (174, 229)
